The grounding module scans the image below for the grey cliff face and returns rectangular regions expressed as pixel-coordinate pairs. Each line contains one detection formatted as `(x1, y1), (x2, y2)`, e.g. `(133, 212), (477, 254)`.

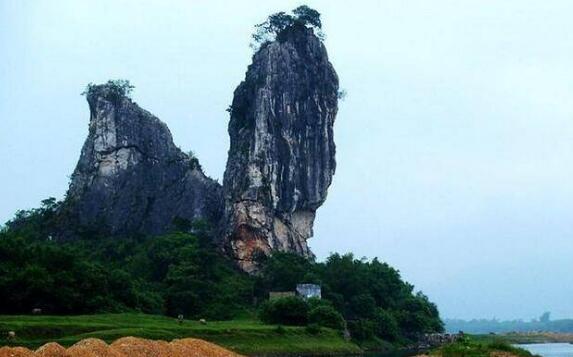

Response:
(222, 26), (339, 272)
(64, 85), (222, 237)
(56, 25), (338, 273)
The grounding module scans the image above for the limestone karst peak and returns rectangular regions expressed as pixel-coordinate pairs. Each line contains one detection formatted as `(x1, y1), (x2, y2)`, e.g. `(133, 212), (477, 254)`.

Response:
(222, 22), (339, 272)
(56, 8), (338, 273)
(62, 80), (223, 238)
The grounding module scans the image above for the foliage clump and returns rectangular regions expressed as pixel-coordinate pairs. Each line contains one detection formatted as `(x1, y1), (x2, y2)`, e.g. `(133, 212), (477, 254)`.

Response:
(259, 296), (309, 326)
(438, 336), (539, 357)
(308, 304), (345, 330)
(251, 5), (324, 49)
(82, 79), (135, 103)
(186, 150), (202, 171)
(259, 296), (345, 330)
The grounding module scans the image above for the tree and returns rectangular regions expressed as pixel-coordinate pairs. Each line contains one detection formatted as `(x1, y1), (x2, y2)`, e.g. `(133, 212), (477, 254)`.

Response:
(82, 79), (135, 103)
(256, 252), (313, 294)
(308, 305), (345, 330)
(259, 296), (309, 325)
(540, 311), (551, 323)
(293, 5), (322, 29)
(349, 294), (377, 319)
(251, 5), (324, 48)
(373, 308), (400, 341)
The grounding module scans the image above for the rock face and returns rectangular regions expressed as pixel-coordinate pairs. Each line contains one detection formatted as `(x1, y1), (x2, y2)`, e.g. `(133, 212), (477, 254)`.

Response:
(57, 25), (338, 272)
(222, 26), (339, 272)
(64, 84), (222, 237)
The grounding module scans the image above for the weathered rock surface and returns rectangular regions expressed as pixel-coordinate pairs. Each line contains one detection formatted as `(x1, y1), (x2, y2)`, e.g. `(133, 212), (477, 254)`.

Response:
(222, 26), (339, 272)
(55, 25), (338, 273)
(63, 84), (222, 237)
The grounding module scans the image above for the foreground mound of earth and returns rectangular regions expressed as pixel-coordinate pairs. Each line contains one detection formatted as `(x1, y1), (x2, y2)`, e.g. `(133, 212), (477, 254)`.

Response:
(0, 337), (243, 357)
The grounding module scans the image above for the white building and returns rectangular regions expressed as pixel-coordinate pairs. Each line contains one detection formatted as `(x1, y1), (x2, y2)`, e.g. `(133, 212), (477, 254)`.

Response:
(296, 284), (321, 299)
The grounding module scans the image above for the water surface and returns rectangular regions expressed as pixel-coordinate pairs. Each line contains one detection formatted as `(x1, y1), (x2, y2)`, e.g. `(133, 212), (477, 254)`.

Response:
(518, 343), (573, 357)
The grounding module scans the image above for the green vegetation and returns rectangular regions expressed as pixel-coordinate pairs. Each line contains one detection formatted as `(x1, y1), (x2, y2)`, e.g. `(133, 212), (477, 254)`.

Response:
(1, 208), (253, 318)
(0, 313), (361, 355)
(472, 332), (573, 344)
(186, 150), (202, 170)
(308, 304), (346, 330)
(446, 312), (573, 334)
(432, 336), (540, 357)
(0, 199), (443, 352)
(259, 296), (309, 326)
(256, 251), (443, 346)
(251, 5), (324, 49)
(81, 79), (135, 102)
(259, 297), (345, 331)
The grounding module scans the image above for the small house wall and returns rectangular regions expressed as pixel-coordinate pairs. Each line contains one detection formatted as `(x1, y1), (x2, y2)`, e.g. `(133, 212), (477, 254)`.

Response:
(296, 284), (321, 299)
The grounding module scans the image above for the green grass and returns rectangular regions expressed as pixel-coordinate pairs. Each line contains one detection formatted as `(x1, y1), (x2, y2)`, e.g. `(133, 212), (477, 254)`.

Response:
(473, 332), (573, 344)
(432, 336), (541, 357)
(0, 313), (361, 355)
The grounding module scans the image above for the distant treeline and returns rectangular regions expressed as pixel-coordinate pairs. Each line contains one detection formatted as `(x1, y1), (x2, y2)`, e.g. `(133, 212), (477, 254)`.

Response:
(446, 313), (573, 334)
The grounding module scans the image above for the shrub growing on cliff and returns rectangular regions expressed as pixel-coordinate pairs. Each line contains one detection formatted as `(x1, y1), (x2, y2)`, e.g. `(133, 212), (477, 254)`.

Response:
(292, 5), (321, 29)
(82, 79), (135, 103)
(251, 5), (324, 49)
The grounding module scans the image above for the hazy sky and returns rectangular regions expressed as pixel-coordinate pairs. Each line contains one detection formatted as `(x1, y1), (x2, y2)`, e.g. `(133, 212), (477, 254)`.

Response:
(1, 0), (572, 320)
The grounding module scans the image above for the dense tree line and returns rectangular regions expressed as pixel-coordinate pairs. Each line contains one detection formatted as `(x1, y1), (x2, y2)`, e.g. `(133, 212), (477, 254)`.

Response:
(254, 252), (443, 342)
(0, 200), (443, 344)
(1, 201), (252, 318)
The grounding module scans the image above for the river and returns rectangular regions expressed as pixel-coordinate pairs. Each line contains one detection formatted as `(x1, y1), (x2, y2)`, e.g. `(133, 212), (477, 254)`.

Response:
(518, 343), (573, 357)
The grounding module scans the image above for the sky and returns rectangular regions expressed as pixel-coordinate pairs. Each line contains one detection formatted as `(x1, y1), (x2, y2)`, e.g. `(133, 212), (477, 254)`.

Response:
(1, 0), (572, 321)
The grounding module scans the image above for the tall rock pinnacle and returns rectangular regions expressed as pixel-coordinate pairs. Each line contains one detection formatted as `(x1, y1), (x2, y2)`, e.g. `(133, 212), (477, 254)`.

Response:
(63, 82), (222, 237)
(222, 25), (339, 272)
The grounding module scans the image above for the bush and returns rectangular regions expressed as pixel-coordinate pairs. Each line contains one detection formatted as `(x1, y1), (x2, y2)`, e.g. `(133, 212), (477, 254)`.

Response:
(307, 296), (332, 310)
(349, 294), (377, 319)
(347, 319), (376, 341)
(251, 5), (323, 49)
(305, 323), (321, 335)
(259, 297), (309, 326)
(82, 79), (135, 103)
(439, 339), (537, 357)
(308, 305), (345, 330)
(373, 309), (399, 341)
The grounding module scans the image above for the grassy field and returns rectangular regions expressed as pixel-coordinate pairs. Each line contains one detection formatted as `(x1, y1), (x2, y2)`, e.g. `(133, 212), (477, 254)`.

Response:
(473, 332), (573, 344)
(484, 332), (573, 343)
(432, 336), (541, 357)
(0, 313), (361, 355)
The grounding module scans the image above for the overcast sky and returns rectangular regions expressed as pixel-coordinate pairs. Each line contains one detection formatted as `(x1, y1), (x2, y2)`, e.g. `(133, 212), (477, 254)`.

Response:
(1, 0), (572, 320)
